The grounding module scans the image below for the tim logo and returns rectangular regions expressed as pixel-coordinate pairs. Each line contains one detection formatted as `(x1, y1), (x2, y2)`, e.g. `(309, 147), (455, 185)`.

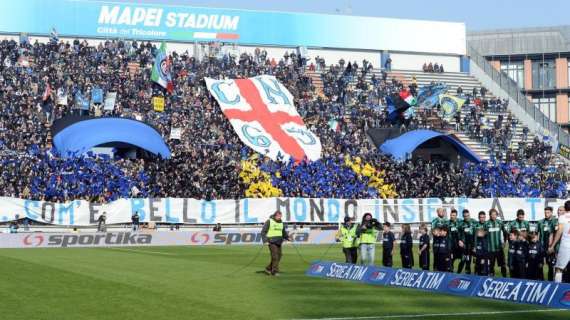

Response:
(369, 271), (387, 282)
(560, 290), (570, 306)
(22, 234), (44, 247)
(190, 233), (210, 245)
(448, 277), (472, 292)
(312, 265), (324, 274)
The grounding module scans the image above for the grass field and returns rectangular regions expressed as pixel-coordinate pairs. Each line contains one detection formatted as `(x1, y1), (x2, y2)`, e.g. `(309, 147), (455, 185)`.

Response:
(0, 244), (569, 320)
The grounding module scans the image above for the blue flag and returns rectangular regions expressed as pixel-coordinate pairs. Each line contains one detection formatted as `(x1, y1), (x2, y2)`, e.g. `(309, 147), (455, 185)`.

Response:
(386, 94), (411, 124)
(91, 87), (103, 104)
(417, 84), (448, 109)
(50, 27), (59, 44)
(75, 91), (90, 110)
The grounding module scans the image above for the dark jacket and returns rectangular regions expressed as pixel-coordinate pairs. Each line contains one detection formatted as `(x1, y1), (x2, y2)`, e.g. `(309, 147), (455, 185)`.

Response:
(261, 215), (289, 245)
(400, 233), (413, 253)
(383, 231), (395, 250)
(434, 235), (450, 255)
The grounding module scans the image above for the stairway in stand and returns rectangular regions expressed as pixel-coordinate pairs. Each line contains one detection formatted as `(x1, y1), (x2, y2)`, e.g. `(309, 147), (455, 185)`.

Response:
(305, 66), (567, 166)
(305, 69), (324, 94)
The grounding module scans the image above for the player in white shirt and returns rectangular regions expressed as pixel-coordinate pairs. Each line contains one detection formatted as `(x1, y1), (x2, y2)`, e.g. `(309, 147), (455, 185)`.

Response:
(549, 201), (570, 283)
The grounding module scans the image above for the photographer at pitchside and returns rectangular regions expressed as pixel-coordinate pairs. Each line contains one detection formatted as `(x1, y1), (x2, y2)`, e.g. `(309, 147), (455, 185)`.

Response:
(357, 213), (382, 265)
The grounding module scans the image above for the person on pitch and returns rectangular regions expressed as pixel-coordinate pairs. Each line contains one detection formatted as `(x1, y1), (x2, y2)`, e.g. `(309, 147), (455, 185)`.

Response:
(549, 201), (570, 283)
(418, 223), (430, 270)
(382, 222), (395, 267)
(509, 209), (530, 233)
(512, 230), (529, 279)
(486, 208), (508, 277)
(539, 206), (558, 281)
(431, 207), (449, 269)
(474, 227), (490, 276)
(400, 223), (414, 269)
(434, 226), (452, 272)
(526, 231), (544, 280)
(261, 211), (290, 276)
(357, 213), (381, 265)
(337, 216), (359, 264)
(448, 209), (462, 272)
(458, 209), (477, 274)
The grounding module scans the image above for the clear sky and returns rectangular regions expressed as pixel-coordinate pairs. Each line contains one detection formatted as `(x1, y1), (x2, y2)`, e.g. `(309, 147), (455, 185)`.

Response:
(136, 0), (570, 31)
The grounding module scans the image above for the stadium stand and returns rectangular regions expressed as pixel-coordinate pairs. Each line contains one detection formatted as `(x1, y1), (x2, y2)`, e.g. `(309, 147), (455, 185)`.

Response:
(0, 38), (568, 203)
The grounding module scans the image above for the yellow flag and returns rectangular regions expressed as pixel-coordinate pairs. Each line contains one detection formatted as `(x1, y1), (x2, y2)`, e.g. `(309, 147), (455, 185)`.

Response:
(439, 94), (465, 119)
(152, 96), (165, 112)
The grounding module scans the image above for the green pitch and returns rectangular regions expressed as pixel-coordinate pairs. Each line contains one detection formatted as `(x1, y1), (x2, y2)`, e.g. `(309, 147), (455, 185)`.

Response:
(0, 244), (568, 320)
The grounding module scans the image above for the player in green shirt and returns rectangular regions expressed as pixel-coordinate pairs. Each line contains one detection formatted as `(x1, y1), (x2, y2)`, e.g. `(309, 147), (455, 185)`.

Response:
(539, 206), (558, 281)
(485, 208), (508, 277)
(509, 209), (530, 233)
(473, 211), (487, 245)
(448, 209), (462, 272)
(431, 208), (449, 229)
(458, 209), (477, 274)
(431, 208), (449, 270)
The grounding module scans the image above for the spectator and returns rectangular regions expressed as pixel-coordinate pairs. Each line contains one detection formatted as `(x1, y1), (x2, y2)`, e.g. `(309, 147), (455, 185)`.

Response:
(384, 57), (392, 71)
(97, 212), (106, 232)
(132, 212), (140, 231)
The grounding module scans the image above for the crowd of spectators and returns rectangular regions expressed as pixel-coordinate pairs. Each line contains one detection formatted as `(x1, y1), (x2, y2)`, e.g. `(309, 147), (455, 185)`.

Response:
(0, 37), (567, 203)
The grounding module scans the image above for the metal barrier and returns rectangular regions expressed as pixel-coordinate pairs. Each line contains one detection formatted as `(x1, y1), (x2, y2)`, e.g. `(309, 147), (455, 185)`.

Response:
(467, 45), (570, 152)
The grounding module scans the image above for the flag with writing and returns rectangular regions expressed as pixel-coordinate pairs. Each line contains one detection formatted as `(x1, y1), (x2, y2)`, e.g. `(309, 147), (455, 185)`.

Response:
(151, 42), (173, 93)
(104, 92), (117, 110)
(205, 75), (322, 161)
(91, 87), (103, 104)
(438, 94), (465, 119)
(417, 83), (448, 109)
(75, 91), (90, 110)
(56, 88), (68, 106)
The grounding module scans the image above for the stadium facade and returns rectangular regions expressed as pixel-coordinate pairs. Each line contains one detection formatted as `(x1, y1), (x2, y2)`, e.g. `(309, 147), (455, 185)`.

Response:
(468, 26), (570, 132)
(1, 0), (467, 72)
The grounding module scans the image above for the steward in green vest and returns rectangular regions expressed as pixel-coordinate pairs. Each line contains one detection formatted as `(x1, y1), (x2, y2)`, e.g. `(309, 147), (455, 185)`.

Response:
(337, 216), (359, 264)
(261, 211), (290, 276)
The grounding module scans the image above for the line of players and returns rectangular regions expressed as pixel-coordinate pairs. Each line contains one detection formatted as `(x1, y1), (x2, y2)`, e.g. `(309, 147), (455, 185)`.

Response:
(337, 201), (570, 283)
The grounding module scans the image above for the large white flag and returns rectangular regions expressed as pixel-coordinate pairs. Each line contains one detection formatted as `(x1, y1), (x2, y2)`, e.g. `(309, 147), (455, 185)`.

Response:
(205, 75), (321, 161)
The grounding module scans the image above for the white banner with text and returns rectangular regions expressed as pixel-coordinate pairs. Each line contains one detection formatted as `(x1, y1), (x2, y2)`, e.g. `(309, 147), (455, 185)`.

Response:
(0, 197), (566, 226)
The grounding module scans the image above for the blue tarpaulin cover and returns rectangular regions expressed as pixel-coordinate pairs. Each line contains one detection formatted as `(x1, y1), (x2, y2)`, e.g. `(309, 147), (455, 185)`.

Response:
(380, 129), (481, 162)
(53, 118), (171, 158)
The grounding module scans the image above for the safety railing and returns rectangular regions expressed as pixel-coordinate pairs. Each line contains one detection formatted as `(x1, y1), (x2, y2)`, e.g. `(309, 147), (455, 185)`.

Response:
(467, 45), (570, 151)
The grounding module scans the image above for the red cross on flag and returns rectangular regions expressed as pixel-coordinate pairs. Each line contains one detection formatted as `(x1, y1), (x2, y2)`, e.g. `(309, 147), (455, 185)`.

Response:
(206, 75), (322, 161)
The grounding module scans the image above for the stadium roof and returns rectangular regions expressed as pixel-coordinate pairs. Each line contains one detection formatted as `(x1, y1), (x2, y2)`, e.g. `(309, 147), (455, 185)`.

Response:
(467, 25), (570, 56)
(379, 129), (482, 162)
(53, 118), (171, 158)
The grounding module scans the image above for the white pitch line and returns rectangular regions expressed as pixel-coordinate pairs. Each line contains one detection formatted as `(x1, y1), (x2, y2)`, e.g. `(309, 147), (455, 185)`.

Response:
(107, 247), (177, 256)
(288, 308), (569, 320)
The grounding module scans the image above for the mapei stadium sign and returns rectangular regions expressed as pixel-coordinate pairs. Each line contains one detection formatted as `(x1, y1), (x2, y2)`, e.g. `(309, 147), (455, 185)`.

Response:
(0, 197), (566, 226)
(307, 262), (570, 309)
(0, 229), (337, 248)
(0, 0), (466, 54)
